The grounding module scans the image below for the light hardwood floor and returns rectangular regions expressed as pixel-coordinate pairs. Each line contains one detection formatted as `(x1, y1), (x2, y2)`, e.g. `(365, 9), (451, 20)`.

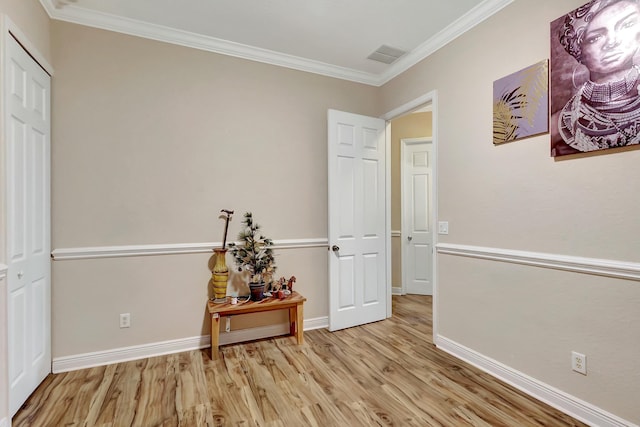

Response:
(13, 295), (586, 426)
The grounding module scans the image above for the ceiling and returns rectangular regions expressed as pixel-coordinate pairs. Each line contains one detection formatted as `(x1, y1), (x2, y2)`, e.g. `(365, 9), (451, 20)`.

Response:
(40, 0), (512, 86)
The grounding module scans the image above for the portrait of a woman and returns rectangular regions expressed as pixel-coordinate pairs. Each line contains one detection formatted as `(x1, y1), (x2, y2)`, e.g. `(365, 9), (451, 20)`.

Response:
(551, 0), (640, 156)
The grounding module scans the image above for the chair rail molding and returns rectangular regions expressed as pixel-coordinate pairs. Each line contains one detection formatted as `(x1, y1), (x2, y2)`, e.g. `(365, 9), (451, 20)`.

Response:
(436, 243), (640, 282)
(51, 238), (329, 261)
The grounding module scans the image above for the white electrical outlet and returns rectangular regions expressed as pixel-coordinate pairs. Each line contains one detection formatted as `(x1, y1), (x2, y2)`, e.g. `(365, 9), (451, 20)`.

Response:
(571, 351), (587, 375)
(120, 313), (131, 328)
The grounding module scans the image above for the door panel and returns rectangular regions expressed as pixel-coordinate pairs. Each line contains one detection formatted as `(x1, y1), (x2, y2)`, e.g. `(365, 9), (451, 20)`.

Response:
(337, 157), (356, 236)
(32, 130), (47, 254)
(402, 139), (433, 295)
(363, 253), (381, 304)
(338, 256), (356, 309)
(8, 289), (26, 385)
(6, 34), (51, 416)
(8, 116), (27, 263)
(328, 110), (387, 331)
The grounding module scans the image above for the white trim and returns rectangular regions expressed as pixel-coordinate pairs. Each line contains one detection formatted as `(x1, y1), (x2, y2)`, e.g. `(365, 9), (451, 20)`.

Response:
(52, 335), (209, 373)
(219, 323), (289, 347)
(437, 243), (640, 282)
(376, 0), (514, 85)
(51, 238), (329, 261)
(382, 92), (437, 121)
(392, 286), (403, 295)
(38, 0), (511, 87)
(436, 335), (638, 427)
(52, 316), (328, 373)
(38, 1), (377, 85)
(0, 417), (8, 427)
(303, 316), (329, 331)
(2, 16), (54, 75)
(270, 238), (329, 250)
(385, 121), (393, 319)
(383, 89), (439, 343)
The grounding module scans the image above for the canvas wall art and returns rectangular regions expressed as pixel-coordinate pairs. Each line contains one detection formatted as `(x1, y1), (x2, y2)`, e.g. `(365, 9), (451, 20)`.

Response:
(550, 0), (640, 157)
(493, 60), (549, 145)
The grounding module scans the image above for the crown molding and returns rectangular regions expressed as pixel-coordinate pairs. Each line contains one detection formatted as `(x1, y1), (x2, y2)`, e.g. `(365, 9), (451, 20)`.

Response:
(377, 0), (514, 85)
(39, 0), (379, 85)
(39, 0), (512, 87)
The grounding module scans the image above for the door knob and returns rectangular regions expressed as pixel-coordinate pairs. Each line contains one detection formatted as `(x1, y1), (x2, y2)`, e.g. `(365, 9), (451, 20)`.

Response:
(332, 245), (340, 252)
(407, 236), (413, 241)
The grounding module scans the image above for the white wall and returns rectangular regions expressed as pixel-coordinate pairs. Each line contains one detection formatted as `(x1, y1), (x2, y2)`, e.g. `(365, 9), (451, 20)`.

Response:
(380, 0), (640, 424)
(50, 21), (379, 359)
(5, 1), (639, 425)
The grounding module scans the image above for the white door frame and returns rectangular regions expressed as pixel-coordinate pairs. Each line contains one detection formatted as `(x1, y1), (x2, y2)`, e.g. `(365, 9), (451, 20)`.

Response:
(400, 137), (433, 296)
(1, 15), (54, 422)
(382, 90), (438, 337)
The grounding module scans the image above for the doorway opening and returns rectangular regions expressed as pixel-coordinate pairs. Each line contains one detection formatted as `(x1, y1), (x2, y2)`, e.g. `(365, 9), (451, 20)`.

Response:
(389, 107), (434, 296)
(382, 90), (438, 338)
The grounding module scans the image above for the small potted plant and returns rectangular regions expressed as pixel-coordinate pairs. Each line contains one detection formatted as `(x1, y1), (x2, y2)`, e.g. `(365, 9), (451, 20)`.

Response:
(228, 212), (276, 301)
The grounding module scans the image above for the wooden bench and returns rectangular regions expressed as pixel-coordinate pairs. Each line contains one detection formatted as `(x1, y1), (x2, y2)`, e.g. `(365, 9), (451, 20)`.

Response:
(207, 291), (306, 359)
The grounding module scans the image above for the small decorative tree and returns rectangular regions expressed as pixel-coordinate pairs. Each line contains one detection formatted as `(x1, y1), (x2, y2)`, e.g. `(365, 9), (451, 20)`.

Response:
(228, 212), (276, 296)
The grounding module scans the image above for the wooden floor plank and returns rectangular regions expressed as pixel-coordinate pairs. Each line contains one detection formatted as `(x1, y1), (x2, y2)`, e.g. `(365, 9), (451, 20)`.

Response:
(13, 295), (587, 427)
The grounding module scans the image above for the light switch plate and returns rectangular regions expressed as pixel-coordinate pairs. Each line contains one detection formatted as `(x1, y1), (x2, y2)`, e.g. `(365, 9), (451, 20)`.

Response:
(438, 221), (449, 235)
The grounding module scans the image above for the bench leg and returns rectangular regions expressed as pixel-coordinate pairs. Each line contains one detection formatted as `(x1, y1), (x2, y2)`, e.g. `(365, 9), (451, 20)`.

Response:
(289, 307), (296, 336)
(296, 302), (304, 345)
(211, 313), (220, 359)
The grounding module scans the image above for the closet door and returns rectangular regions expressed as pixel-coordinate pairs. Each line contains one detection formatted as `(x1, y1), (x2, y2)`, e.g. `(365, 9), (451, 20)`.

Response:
(5, 33), (51, 416)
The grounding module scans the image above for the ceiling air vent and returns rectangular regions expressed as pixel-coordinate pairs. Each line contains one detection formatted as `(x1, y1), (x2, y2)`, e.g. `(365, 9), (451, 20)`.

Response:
(367, 45), (407, 64)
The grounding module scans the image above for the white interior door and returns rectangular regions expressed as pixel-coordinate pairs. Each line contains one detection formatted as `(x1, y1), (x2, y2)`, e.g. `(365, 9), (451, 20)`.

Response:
(402, 138), (433, 295)
(328, 109), (387, 331)
(5, 33), (51, 416)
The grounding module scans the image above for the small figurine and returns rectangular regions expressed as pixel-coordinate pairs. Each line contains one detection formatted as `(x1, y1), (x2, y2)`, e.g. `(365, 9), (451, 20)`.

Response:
(287, 276), (296, 292)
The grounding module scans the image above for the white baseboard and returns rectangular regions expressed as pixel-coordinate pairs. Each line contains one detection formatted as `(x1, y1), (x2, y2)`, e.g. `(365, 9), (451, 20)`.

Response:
(303, 316), (329, 330)
(53, 316), (328, 373)
(392, 286), (403, 295)
(220, 316), (327, 344)
(52, 335), (209, 373)
(435, 335), (637, 427)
